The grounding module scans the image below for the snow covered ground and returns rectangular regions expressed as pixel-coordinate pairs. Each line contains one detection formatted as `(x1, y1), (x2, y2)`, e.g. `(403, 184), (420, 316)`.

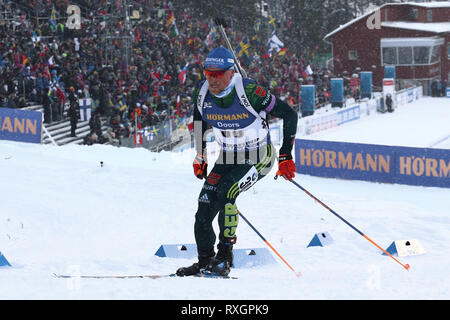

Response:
(307, 97), (450, 149)
(0, 97), (449, 300)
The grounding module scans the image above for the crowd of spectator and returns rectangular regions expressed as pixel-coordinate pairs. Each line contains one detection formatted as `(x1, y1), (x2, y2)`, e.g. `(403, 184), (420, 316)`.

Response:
(1, 0), (343, 146)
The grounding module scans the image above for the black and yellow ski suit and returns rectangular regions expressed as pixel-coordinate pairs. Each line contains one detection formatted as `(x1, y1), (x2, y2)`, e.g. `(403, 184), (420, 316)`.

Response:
(192, 77), (298, 252)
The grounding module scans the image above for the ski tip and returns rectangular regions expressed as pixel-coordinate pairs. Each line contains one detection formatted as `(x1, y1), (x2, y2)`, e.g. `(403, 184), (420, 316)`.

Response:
(405, 264), (411, 271)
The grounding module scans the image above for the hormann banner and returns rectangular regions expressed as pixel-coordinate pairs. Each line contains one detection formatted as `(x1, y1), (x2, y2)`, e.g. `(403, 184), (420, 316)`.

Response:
(0, 107), (43, 144)
(295, 139), (450, 188)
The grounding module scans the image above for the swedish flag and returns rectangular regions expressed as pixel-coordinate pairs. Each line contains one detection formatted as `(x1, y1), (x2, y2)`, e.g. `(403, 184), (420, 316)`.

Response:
(50, 7), (57, 28)
(175, 117), (186, 129)
(235, 37), (252, 65)
(252, 21), (261, 41)
(92, 99), (99, 112)
(150, 126), (160, 136)
(267, 15), (276, 31)
(117, 98), (129, 119)
(117, 98), (127, 111)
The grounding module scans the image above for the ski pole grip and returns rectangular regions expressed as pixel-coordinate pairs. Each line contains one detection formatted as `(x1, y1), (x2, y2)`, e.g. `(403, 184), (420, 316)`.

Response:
(213, 17), (227, 28)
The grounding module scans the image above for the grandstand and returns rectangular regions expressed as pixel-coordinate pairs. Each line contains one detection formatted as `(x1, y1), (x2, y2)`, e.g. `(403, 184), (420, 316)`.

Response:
(1, 1), (358, 147)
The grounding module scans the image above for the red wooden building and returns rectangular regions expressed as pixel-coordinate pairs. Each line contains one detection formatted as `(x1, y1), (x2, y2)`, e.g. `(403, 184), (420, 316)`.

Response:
(324, 2), (450, 94)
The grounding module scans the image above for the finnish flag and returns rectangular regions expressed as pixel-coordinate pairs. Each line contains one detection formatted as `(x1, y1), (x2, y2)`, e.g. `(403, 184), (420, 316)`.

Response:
(79, 98), (92, 122)
(268, 33), (284, 52)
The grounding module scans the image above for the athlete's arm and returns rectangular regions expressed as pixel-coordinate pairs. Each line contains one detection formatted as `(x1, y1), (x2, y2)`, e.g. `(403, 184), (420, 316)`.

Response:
(268, 97), (298, 156)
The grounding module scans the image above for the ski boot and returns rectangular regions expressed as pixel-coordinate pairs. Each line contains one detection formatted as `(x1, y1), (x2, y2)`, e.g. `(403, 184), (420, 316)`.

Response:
(176, 248), (215, 277)
(205, 240), (234, 276)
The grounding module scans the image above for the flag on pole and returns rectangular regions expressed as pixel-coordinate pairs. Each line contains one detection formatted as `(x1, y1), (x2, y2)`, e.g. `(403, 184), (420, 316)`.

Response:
(117, 98), (127, 112)
(174, 117), (186, 130)
(150, 125), (160, 136)
(50, 6), (57, 28)
(79, 98), (92, 122)
(178, 63), (189, 85)
(176, 95), (181, 109)
(235, 37), (253, 66)
(267, 15), (276, 32)
(151, 72), (161, 81)
(252, 21), (262, 41)
(169, 23), (179, 37)
(166, 11), (179, 37)
(135, 26), (141, 43)
(254, 21), (261, 33)
(261, 49), (272, 59)
(166, 11), (175, 27)
(205, 26), (217, 47)
(187, 120), (194, 131)
(236, 37), (251, 59)
(48, 55), (55, 67)
(134, 130), (143, 145)
(268, 33), (284, 53)
(163, 73), (172, 82)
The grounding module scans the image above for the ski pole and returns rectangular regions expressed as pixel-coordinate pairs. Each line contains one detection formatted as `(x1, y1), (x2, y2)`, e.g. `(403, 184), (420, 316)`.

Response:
(238, 210), (302, 277)
(213, 17), (247, 77)
(287, 179), (410, 271)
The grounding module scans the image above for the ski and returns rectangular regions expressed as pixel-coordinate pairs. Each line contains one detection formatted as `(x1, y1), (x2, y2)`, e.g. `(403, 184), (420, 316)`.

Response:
(196, 270), (238, 279)
(53, 273), (172, 279)
(52, 272), (237, 280)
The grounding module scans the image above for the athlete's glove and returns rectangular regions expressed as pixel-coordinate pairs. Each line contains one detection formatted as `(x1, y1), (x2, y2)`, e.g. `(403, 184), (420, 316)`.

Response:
(193, 154), (208, 180)
(276, 154), (296, 181)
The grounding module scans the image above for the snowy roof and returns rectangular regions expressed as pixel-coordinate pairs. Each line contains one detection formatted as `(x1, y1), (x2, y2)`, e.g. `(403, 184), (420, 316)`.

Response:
(381, 21), (450, 33)
(401, 1), (450, 8)
(380, 36), (445, 47)
(324, 11), (373, 40)
(324, 1), (450, 40)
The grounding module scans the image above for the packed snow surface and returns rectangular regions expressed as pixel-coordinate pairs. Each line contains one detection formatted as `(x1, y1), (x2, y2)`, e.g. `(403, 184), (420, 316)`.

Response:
(0, 97), (449, 299)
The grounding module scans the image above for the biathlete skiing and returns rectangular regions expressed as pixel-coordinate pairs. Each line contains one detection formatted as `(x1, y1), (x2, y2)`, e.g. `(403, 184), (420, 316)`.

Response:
(176, 46), (298, 277)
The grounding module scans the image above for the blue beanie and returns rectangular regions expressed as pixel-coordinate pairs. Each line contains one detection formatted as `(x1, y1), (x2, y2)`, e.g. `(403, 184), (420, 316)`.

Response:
(204, 47), (235, 70)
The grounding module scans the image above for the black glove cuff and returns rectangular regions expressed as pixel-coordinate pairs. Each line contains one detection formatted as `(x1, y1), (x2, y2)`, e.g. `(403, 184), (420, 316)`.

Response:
(279, 154), (292, 162)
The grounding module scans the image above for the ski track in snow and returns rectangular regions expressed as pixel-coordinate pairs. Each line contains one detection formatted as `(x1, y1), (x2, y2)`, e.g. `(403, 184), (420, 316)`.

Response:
(0, 97), (449, 299)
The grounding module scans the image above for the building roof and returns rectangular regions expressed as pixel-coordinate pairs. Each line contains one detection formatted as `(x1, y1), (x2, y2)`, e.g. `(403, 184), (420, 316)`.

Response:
(324, 1), (450, 40)
(381, 21), (450, 33)
(404, 1), (450, 8)
(324, 11), (373, 40)
(380, 36), (445, 47)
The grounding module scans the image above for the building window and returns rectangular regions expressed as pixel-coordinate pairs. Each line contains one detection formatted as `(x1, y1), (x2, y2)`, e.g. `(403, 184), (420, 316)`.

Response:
(348, 50), (358, 60)
(382, 47), (397, 65)
(448, 43), (450, 59)
(382, 46), (434, 65)
(427, 10), (433, 22)
(413, 46), (430, 64)
(398, 47), (413, 65)
(381, 38), (444, 66)
(411, 9), (418, 20)
(430, 45), (441, 64)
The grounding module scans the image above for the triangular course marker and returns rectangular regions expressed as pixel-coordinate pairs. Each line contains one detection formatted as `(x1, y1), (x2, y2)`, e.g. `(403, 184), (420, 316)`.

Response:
(307, 232), (334, 248)
(0, 251), (11, 267)
(383, 239), (425, 257)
